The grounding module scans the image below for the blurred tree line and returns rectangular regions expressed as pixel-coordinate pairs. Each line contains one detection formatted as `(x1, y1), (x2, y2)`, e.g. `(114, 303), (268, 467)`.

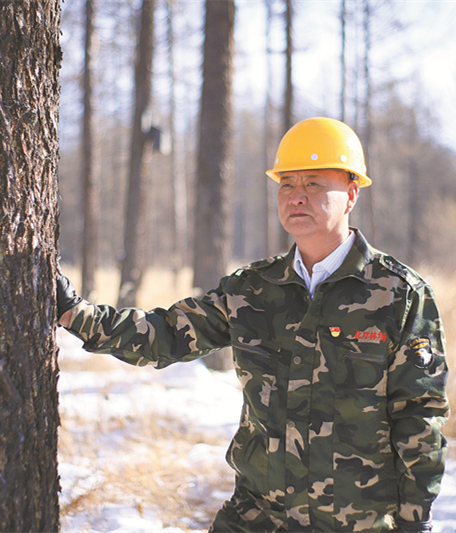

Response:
(58, 0), (456, 304)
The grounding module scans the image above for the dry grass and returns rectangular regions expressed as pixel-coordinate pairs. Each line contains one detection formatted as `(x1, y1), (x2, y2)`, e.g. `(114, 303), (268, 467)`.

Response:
(59, 408), (234, 531)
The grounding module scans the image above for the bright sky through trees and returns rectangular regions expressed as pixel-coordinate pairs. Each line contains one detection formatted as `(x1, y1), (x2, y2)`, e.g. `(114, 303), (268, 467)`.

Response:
(233, 0), (456, 148)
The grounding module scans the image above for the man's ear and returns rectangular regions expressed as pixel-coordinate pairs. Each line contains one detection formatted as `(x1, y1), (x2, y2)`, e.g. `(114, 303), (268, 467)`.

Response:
(346, 181), (360, 214)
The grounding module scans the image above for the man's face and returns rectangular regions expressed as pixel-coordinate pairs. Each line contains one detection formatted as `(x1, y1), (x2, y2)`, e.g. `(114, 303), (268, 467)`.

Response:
(277, 169), (359, 241)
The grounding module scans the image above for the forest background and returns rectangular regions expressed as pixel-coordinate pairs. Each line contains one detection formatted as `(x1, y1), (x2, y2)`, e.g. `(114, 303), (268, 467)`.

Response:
(58, 0), (456, 431)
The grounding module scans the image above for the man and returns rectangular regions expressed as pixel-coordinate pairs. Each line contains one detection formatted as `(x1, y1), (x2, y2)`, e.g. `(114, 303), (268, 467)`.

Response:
(58, 117), (449, 532)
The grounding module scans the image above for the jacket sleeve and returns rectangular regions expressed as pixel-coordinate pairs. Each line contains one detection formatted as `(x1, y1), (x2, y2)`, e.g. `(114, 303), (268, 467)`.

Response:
(64, 283), (231, 369)
(387, 281), (449, 525)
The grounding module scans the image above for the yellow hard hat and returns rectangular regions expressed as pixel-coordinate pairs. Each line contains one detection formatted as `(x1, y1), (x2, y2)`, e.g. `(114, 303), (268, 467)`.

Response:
(266, 117), (372, 187)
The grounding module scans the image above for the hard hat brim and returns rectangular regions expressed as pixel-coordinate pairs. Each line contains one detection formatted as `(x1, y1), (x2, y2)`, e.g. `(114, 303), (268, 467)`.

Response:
(266, 165), (372, 188)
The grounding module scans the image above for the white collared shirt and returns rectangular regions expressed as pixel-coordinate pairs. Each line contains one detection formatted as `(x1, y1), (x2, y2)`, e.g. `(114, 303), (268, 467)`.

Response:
(293, 231), (356, 298)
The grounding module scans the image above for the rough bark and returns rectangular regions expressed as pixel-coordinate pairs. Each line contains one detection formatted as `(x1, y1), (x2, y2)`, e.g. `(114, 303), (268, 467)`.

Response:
(0, 1), (61, 531)
(118, 0), (155, 308)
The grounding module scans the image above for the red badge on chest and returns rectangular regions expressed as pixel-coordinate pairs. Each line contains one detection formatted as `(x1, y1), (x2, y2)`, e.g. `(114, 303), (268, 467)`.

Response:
(354, 330), (387, 342)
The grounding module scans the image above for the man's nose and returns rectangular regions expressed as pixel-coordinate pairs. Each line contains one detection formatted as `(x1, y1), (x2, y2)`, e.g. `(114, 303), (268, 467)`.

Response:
(289, 186), (307, 205)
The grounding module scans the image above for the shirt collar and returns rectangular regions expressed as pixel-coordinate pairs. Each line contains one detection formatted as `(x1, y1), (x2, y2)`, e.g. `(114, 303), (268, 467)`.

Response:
(293, 231), (356, 295)
(258, 228), (375, 286)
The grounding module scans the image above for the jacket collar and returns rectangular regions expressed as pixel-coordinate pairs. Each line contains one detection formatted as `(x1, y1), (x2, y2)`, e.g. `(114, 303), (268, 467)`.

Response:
(260, 228), (376, 286)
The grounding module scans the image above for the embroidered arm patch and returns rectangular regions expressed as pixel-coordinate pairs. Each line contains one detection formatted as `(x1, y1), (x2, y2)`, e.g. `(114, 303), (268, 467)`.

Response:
(408, 337), (433, 368)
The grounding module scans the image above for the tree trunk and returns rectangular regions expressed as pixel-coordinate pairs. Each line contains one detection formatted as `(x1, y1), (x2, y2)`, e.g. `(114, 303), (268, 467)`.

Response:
(349, 0), (376, 243)
(260, 0), (272, 260)
(193, 0), (235, 371)
(0, 2), (61, 531)
(407, 120), (420, 266)
(340, 0), (347, 122)
(277, 0), (293, 253)
(192, 0), (235, 293)
(360, 0), (376, 244)
(118, 0), (155, 308)
(167, 0), (188, 276)
(81, 0), (99, 300)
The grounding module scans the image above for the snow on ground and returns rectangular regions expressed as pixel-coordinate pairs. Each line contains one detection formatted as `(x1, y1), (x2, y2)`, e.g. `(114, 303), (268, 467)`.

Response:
(57, 330), (456, 533)
(58, 330), (240, 532)
(432, 458), (456, 533)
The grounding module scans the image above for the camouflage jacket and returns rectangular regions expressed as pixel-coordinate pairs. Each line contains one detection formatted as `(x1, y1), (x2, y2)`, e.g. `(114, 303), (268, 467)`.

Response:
(65, 230), (449, 532)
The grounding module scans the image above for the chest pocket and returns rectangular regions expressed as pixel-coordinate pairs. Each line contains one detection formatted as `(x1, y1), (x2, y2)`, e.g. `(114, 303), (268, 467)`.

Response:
(231, 329), (281, 370)
(231, 329), (281, 417)
(338, 351), (387, 395)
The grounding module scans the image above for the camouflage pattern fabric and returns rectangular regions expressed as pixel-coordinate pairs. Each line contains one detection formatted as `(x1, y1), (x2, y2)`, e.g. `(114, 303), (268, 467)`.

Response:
(65, 229), (449, 532)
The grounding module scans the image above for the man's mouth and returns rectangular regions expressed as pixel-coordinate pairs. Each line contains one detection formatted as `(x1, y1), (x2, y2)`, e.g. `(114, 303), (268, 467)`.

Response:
(289, 212), (310, 218)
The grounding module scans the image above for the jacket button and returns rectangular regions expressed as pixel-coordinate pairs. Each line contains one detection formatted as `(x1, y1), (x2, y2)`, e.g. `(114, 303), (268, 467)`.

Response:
(286, 486), (295, 494)
(293, 356), (301, 364)
(287, 421), (295, 429)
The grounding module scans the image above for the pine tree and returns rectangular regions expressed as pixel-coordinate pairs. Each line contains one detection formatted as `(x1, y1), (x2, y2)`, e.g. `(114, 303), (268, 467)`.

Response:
(0, 1), (61, 530)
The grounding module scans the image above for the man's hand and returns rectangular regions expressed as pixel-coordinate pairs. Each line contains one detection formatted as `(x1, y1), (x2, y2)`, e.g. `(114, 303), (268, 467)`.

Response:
(56, 275), (82, 326)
